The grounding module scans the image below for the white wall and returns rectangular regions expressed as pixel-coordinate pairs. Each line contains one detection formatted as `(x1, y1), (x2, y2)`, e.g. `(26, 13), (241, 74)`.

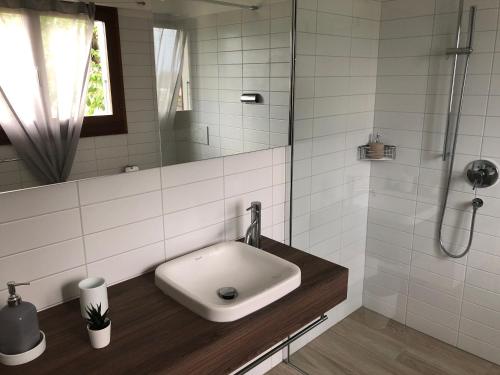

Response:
(0, 9), (161, 192)
(0, 147), (286, 313)
(364, 0), (500, 365)
(289, 0), (381, 349)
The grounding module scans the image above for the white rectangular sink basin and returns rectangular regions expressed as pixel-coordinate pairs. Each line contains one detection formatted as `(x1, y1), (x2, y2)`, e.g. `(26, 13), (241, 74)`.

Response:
(155, 241), (301, 322)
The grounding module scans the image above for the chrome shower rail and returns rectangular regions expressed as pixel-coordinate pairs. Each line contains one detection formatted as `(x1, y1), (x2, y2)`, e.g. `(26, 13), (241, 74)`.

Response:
(442, 4), (476, 161)
(446, 47), (473, 55)
(439, 4), (479, 259)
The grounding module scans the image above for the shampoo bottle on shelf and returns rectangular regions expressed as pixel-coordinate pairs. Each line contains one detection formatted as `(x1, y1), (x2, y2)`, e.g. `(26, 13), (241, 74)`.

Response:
(369, 132), (384, 159)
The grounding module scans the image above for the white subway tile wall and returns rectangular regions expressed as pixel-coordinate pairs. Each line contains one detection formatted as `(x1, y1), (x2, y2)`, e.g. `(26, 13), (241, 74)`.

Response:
(364, 0), (500, 365)
(289, 0), (380, 351)
(0, 147), (287, 311)
(0, 9), (161, 192)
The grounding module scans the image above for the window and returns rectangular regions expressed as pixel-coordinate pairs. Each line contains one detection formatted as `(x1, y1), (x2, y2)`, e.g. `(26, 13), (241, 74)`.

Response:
(86, 20), (113, 117)
(0, 5), (127, 145)
(80, 5), (127, 137)
(153, 27), (191, 113)
(178, 38), (192, 111)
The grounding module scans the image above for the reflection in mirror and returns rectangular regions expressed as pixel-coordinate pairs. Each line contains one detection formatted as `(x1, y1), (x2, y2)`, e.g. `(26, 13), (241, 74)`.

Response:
(0, 1), (161, 193)
(0, 0), (291, 193)
(152, 0), (292, 164)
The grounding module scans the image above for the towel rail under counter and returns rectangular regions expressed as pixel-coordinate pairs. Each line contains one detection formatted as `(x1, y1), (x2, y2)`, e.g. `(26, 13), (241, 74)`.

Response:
(234, 314), (328, 375)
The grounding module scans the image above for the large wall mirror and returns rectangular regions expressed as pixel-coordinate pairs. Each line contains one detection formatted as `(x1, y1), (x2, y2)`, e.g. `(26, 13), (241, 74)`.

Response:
(0, 0), (292, 193)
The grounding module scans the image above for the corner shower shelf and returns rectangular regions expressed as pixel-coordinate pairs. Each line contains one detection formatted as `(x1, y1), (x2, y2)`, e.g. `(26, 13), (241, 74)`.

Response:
(358, 144), (397, 161)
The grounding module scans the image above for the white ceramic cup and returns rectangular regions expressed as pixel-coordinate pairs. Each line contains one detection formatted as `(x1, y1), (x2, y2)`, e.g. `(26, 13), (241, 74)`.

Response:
(78, 277), (109, 318)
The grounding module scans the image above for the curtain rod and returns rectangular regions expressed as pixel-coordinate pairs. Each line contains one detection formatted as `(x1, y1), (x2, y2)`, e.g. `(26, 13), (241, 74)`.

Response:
(0, 157), (21, 164)
(195, 0), (259, 10)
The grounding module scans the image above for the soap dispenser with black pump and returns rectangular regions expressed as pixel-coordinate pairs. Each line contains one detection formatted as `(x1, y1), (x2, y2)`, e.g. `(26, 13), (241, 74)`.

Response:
(0, 281), (46, 366)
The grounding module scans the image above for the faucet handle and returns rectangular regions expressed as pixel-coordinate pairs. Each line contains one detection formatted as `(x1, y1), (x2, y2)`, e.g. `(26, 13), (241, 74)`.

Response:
(470, 169), (486, 190)
(246, 201), (261, 211)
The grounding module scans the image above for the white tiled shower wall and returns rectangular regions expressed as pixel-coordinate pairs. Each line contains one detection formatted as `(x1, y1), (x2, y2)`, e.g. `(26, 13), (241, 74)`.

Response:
(0, 148), (286, 314)
(0, 9), (161, 192)
(289, 0), (381, 349)
(364, 0), (500, 365)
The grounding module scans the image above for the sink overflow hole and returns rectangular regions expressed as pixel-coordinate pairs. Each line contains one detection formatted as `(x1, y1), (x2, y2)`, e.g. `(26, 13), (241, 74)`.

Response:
(217, 287), (238, 300)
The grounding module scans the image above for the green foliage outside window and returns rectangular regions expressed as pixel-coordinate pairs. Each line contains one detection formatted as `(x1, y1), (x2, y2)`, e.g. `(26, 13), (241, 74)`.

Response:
(85, 26), (106, 116)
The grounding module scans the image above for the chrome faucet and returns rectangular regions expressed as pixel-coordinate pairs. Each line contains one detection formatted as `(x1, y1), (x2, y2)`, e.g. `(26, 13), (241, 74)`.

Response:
(244, 201), (261, 248)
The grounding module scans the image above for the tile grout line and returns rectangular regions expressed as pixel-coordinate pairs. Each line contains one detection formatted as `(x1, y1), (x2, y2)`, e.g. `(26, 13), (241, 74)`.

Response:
(86, 240), (165, 268)
(76, 181), (89, 277)
(0, 205), (82, 226)
(79, 186), (161, 208)
(223, 155), (228, 240)
(0, 235), (86, 262)
(0, 265), (89, 295)
(159, 165), (169, 262)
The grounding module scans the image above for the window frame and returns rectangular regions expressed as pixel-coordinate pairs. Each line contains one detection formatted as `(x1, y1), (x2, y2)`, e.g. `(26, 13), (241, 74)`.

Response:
(0, 5), (127, 145)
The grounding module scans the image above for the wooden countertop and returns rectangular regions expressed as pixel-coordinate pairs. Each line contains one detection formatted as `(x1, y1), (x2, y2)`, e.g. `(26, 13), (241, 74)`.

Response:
(2, 237), (348, 375)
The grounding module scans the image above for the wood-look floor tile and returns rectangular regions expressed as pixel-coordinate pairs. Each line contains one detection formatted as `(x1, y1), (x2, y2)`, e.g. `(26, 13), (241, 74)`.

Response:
(266, 307), (500, 375)
(266, 363), (304, 375)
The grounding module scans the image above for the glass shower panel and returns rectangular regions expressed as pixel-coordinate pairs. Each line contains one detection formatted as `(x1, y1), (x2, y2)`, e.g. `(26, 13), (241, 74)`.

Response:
(285, 0), (500, 372)
(288, 0), (381, 358)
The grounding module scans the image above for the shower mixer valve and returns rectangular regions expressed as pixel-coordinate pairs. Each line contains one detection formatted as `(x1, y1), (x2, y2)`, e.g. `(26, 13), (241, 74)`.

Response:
(466, 160), (499, 190)
(469, 168), (487, 190)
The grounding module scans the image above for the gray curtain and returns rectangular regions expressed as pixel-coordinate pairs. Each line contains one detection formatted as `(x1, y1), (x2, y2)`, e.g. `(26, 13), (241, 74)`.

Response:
(0, 0), (95, 183)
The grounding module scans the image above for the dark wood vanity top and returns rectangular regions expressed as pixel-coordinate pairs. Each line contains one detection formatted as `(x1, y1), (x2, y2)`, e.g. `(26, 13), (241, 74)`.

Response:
(2, 237), (348, 375)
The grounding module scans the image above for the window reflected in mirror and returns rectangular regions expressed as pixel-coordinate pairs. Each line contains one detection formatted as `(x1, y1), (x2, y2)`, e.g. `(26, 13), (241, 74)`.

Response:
(86, 20), (113, 117)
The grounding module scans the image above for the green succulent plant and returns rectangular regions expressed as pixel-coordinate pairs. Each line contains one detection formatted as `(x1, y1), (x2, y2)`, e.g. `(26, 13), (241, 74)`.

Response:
(85, 303), (110, 331)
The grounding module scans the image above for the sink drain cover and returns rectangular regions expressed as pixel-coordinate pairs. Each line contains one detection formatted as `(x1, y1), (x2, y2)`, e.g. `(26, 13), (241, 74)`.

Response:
(217, 287), (238, 300)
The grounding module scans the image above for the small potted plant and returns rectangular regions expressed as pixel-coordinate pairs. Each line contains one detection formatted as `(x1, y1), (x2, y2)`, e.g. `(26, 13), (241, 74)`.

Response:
(85, 303), (111, 349)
